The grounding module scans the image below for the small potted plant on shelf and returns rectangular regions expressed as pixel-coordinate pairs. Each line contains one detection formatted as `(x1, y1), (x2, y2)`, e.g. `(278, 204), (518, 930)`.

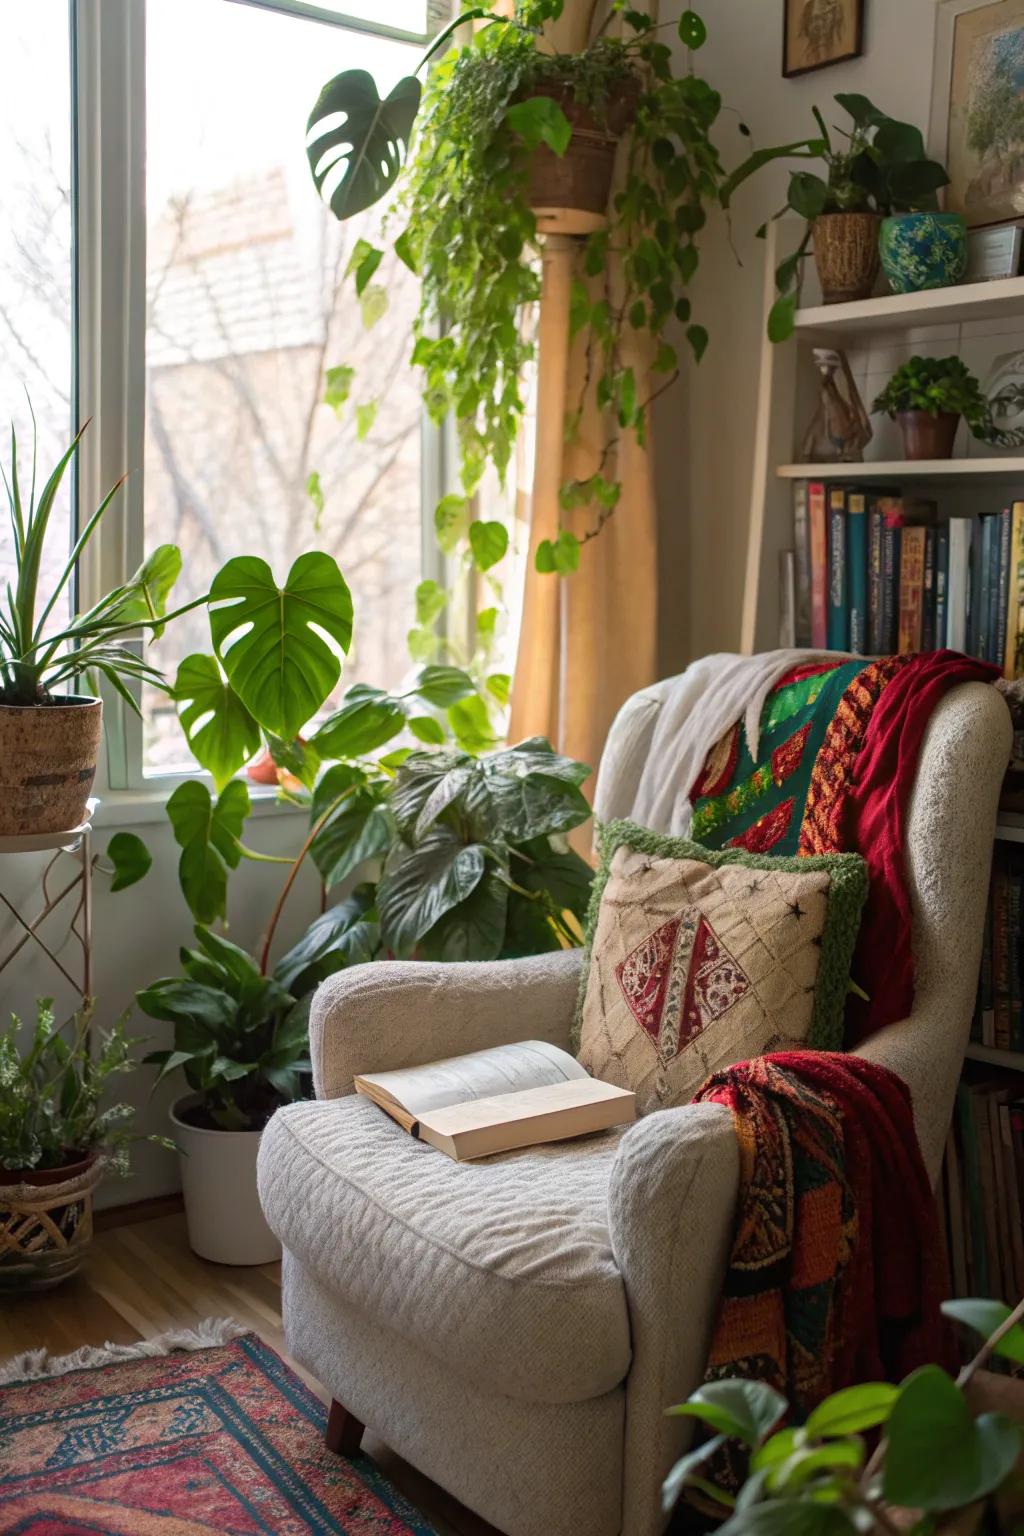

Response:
(872, 355), (991, 459)
(722, 92), (951, 339)
(0, 414), (190, 837)
(663, 1295), (1024, 1534)
(0, 1000), (170, 1291)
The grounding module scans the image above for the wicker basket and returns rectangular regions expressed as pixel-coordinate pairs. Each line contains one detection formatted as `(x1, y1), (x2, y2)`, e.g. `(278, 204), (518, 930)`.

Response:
(0, 1154), (105, 1291)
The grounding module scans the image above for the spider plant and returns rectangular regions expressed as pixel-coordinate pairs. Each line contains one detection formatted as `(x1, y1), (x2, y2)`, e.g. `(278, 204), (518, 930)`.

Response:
(0, 413), (200, 710)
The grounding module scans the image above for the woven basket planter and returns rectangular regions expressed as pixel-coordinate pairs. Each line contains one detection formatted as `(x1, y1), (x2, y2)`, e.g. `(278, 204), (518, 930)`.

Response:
(0, 695), (102, 836)
(0, 1154), (104, 1292)
(524, 79), (637, 236)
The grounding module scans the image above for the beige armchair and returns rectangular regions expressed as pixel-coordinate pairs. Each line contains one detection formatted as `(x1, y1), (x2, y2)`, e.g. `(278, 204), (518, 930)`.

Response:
(258, 675), (1010, 1536)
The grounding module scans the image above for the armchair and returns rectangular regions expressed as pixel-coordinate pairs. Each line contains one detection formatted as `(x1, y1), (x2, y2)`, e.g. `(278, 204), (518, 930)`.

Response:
(258, 675), (1010, 1536)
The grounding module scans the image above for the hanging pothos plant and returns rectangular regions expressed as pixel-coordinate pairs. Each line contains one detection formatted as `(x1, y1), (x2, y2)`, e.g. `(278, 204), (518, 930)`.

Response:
(306, 0), (725, 574)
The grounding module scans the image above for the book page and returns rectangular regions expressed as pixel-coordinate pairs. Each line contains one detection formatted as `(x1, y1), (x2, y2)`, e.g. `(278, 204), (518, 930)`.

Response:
(355, 1039), (588, 1120)
(416, 1076), (633, 1138)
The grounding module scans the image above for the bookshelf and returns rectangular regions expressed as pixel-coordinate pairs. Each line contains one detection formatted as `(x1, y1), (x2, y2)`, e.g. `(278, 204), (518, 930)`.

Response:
(742, 229), (1024, 1296)
(742, 219), (1024, 654)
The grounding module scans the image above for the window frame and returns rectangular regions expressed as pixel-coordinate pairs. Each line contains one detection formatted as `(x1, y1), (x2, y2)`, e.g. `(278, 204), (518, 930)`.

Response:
(72, 0), (446, 802)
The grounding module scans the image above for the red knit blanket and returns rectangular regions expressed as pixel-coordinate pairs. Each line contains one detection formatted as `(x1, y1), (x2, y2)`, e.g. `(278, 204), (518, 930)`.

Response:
(688, 653), (994, 1426)
(694, 1053), (952, 1418)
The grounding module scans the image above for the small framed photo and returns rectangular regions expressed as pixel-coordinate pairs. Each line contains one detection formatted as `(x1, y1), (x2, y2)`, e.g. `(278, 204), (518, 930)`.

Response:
(783, 0), (866, 77)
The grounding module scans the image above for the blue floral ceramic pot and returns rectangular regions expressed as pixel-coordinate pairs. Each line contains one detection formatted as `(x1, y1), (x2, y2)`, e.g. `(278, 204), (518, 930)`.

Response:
(879, 212), (967, 294)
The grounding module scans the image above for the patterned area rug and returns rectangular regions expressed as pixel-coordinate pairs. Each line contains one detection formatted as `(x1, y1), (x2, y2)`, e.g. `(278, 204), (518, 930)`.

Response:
(0, 1329), (436, 1534)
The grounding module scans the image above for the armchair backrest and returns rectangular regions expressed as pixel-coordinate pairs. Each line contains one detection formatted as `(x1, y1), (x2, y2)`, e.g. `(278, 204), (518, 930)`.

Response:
(594, 671), (1012, 1177)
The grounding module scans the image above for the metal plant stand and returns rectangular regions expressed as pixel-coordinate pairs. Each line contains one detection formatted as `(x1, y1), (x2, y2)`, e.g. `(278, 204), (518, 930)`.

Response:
(0, 802), (97, 1002)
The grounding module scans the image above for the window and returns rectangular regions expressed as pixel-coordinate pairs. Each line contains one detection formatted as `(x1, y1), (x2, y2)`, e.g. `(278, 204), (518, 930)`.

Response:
(141, 0), (425, 771)
(0, 0), (436, 788)
(0, 6), (74, 628)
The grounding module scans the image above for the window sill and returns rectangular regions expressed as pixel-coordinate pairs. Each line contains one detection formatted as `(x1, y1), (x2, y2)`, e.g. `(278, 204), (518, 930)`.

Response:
(91, 782), (304, 829)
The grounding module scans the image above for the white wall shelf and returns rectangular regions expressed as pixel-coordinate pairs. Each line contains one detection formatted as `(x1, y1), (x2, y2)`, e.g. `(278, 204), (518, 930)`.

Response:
(775, 459), (1024, 483)
(794, 275), (1024, 340)
(964, 1044), (1024, 1071)
(996, 817), (1024, 844)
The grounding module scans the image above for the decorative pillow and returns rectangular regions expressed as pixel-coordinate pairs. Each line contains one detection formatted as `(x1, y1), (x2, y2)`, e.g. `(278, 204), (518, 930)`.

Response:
(574, 820), (867, 1115)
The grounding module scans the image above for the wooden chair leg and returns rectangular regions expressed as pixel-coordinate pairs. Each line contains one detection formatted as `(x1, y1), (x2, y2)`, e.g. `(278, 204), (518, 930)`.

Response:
(325, 1398), (365, 1456)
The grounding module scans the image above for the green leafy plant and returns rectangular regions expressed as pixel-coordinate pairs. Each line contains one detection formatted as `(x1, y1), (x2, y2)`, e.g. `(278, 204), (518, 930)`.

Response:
(0, 414), (195, 708)
(308, 1), (726, 572)
(722, 93), (950, 342)
(872, 354), (1024, 445)
(662, 1296), (1024, 1533)
(0, 1000), (170, 1176)
(139, 927), (310, 1132)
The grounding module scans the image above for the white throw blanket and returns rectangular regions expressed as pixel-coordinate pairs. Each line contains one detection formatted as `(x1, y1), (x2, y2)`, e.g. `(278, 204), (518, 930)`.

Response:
(629, 649), (847, 836)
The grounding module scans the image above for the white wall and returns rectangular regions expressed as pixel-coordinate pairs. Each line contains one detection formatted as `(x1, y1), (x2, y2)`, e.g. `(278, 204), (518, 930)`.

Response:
(2, 797), (318, 1209)
(655, 0), (941, 664)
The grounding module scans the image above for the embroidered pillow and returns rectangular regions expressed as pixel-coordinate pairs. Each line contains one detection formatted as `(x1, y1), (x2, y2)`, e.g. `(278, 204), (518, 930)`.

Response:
(574, 821), (867, 1114)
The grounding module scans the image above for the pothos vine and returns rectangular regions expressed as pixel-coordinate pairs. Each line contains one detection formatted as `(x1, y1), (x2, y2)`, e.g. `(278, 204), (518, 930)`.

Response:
(307, 0), (728, 578)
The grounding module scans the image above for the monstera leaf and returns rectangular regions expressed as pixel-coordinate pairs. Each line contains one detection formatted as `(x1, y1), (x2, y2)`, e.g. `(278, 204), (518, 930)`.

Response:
(174, 653), (260, 790)
(209, 553), (353, 741)
(307, 69), (422, 222)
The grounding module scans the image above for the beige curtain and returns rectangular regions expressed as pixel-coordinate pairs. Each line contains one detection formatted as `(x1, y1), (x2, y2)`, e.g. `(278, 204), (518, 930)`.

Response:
(507, 4), (659, 797)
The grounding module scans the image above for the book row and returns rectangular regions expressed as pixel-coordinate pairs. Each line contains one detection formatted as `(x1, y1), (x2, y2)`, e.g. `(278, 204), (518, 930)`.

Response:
(789, 480), (1024, 676)
(972, 845), (1024, 1053)
(942, 1074), (1024, 1302)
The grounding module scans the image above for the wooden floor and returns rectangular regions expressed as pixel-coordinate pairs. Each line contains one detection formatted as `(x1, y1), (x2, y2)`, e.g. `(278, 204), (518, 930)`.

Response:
(1, 1210), (498, 1536)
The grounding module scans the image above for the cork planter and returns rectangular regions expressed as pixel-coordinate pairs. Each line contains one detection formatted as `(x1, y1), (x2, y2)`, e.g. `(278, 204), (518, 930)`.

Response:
(813, 211), (882, 304)
(524, 79), (637, 236)
(0, 695), (102, 836)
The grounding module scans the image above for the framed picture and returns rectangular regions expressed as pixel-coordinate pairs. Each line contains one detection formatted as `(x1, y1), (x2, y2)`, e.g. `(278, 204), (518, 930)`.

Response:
(930, 0), (1024, 228)
(783, 0), (865, 77)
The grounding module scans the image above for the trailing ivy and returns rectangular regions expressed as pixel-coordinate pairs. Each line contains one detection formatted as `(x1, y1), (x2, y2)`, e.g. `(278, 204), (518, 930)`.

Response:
(309, 2), (727, 574)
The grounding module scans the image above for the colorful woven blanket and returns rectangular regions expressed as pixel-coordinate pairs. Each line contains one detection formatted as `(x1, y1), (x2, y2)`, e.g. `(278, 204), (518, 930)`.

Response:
(694, 1053), (952, 1425)
(685, 651), (995, 1443)
(690, 649), (997, 1043)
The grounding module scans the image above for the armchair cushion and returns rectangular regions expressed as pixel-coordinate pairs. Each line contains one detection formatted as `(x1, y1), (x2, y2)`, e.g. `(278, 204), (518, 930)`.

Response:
(576, 824), (867, 1113)
(258, 1096), (632, 1405)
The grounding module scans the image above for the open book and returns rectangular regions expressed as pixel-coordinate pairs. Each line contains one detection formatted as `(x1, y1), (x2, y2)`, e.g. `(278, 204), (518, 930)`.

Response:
(354, 1040), (635, 1162)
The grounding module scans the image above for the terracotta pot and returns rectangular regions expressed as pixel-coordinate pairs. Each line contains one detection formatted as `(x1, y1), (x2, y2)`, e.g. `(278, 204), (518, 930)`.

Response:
(0, 694), (102, 836)
(0, 1152), (101, 1292)
(523, 78), (637, 236)
(896, 409), (960, 460)
(813, 211), (882, 303)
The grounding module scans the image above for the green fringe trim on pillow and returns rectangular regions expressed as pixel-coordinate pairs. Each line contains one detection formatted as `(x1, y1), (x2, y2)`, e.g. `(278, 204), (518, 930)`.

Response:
(572, 818), (869, 1056)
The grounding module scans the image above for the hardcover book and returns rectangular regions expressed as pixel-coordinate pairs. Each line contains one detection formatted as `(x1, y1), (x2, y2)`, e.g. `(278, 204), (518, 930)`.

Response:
(1005, 502), (1024, 679)
(922, 524), (937, 652)
(354, 1040), (635, 1161)
(847, 491), (868, 654)
(868, 499), (885, 655)
(809, 481), (828, 649)
(792, 481), (811, 647)
(898, 525), (926, 654)
(947, 518), (972, 654)
(827, 485), (848, 651)
(996, 507), (1012, 670)
(935, 526), (949, 651)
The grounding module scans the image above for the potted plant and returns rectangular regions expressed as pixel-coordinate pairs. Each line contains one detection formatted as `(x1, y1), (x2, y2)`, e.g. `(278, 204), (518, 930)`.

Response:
(306, 1), (725, 569)
(0, 1000), (170, 1291)
(872, 355), (991, 459)
(663, 1295), (1024, 1533)
(0, 415), (190, 836)
(722, 93), (950, 338)
(139, 928), (311, 1266)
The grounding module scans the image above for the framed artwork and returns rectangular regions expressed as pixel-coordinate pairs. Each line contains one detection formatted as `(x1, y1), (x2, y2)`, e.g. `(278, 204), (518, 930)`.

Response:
(930, 0), (1024, 228)
(783, 0), (865, 77)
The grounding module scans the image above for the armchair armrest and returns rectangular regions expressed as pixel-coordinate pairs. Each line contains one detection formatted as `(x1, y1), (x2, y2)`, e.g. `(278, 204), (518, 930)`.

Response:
(607, 1102), (739, 1536)
(310, 949), (584, 1099)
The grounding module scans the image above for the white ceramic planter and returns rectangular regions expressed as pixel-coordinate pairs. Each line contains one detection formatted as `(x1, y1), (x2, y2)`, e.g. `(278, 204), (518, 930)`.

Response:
(170, 1097), (281, 1266)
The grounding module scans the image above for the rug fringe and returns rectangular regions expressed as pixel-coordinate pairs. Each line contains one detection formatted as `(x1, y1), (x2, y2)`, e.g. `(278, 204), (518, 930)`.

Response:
(0, 1316), (250, 1385)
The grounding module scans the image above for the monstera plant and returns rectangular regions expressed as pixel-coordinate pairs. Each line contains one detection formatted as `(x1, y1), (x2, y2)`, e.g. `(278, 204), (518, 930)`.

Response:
(306, 0), (726, 572)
